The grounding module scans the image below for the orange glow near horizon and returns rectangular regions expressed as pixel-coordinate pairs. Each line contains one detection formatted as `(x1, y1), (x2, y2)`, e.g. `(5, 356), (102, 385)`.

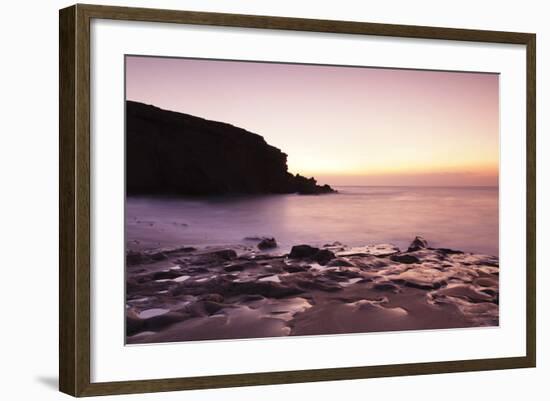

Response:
(293, 158), (499, 177)
(288, 135), (498, 186)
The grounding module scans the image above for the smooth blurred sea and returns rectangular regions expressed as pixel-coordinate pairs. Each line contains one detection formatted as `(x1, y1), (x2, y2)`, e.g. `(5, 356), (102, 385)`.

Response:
(126, 186), (499, 256)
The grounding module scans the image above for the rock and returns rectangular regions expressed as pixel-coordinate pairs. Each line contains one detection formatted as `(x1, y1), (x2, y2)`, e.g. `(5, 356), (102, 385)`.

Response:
(178, 274), (304, 299)
(474, 277), (498, 288)
(293, 174), (336, 195)
(183, 266), (210, 274)
(201, 293), (224, 303)
(264, 260), (286, 273)
(126, 101), (334, 195)
(212, 249), (238, 260)
(126, 309), (144, 336)
(291, 274), (342, 292)
(289, 245), (319, 258)
(314, 283), (342, 292)
(150, 252), (167, 261)
(353, 257), (390, 270)
(232, 281), (304, 298)
(167, 246), (196, 253)
(241, 294), (265, 302)
(373, 282), (400, 292)
(258, 237), (277, 250)
(126, 278), (143, 293)
(407, 236), (428, 252)
(176, 299), (228, 318)
(432, 285), (494, 303)
(389, 268), (449, 290)
(312, 249), (336, 265)
(182, 302), (209, 318)
(327, 258), (355, 267)
(202, 301), (225, 315)
(323, 241), (343, 247)
(152, 270), (182, 280)
(223, 261), (258, 272)
(302, 279), (342, 292)
(223, 264), (244, 272)
(390, 254), (421, 264)
(481, 288), (498, 298)
(283, 264), (310, 273)
(196, 249), (238, 264)
(326, 268), (361, 279)
(436, 248), (464, 255)
(247, 253), (286, 261)
(144, 312), (187, 330)
(126, 251), (148, 266)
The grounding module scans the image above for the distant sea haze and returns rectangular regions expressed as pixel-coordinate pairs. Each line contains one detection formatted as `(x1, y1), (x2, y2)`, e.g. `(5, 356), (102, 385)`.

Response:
(126, 185), (499, 257)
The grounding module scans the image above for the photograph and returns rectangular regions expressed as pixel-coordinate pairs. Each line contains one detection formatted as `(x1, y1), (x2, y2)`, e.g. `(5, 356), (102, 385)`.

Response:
(124, 55), (500, 345)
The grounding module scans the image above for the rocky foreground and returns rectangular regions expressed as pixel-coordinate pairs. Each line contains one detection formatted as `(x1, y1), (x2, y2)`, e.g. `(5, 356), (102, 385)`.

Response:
(126, 237), (499, 344)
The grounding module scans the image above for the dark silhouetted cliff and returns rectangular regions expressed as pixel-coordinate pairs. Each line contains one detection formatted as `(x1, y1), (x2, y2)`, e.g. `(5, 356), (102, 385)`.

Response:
(126, 101), (335, 196)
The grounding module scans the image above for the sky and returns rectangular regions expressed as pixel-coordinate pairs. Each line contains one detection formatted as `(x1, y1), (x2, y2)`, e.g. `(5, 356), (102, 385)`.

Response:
(126, 56), (499, 187)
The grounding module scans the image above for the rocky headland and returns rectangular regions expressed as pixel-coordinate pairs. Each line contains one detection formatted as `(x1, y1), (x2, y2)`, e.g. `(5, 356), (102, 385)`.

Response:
(126, 101), (335, 195)
(126, 236), (499, 344)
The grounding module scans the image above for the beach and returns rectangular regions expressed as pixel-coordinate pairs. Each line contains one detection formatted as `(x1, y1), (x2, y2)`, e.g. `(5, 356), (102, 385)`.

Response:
(126, 235), (499, 344)
(126, 186), (499, 343)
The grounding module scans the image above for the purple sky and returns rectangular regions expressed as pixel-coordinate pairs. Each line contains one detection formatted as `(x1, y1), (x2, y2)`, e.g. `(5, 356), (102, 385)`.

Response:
(126, 56), (499, 186)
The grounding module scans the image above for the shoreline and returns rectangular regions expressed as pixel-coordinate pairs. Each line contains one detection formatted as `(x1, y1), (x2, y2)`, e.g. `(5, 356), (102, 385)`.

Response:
(125, 187), (500, 257)
(126, 236), (499, 344)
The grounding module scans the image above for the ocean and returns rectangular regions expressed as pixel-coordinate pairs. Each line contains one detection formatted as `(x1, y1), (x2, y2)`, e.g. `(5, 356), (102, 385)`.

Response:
(126, 186), (499, 256)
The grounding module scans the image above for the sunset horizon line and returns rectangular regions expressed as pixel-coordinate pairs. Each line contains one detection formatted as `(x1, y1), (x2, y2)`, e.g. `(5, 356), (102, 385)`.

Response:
(126, 98), (498, 183)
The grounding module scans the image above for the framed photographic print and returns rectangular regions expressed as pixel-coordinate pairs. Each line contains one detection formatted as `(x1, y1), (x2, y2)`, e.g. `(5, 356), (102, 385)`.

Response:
(59, 4), (536, 397)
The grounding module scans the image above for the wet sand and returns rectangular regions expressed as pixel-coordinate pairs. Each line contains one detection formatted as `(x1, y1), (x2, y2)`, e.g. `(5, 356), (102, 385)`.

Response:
(126, 237), (499, 344)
